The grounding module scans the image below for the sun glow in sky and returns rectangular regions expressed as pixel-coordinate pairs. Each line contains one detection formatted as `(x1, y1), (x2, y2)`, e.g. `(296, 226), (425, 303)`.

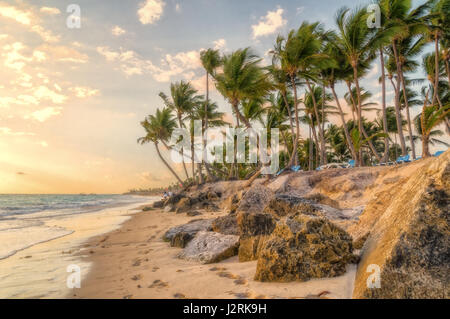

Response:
(0, 0), (445, 194)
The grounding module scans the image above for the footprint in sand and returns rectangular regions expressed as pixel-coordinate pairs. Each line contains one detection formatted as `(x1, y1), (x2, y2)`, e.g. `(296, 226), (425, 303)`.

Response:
(152, 266), (159, 272)
(217, 271), (239, 279)
(209, 266), (227, 272)
(233, 278), (248, 285)
(148, 279), (169, 288)
(173, 293), (186, 299)
(131, 274), (142, 281)
(132, 259), (142, 267)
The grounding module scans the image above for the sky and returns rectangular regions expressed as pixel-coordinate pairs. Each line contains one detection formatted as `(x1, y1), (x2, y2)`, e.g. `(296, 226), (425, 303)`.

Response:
(0, 0), (446, 194)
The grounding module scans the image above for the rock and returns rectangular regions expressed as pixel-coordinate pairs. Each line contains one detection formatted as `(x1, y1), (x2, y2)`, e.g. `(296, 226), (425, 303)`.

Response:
(175, 197), (191, 214)
(177, 231), (239, 264)
(152, 200), (164, 208)
(237, 185), (274, 214)
(353, 233), (370, 250)
(171, 232), (193, 248)
(222, 193), (240, 214)
(235, 185), (276, 262)
(353, 152), (450, 299)
(237, 211), (276, 262)
(186, 211), (202, 217)
(264, 194), (347, 220)
(212, 214), (239, 235)
(254, 215), (357, 282)
(164, 205), (174, 213)
(164, 193), (185, 206)
(163, 219), (214, 243)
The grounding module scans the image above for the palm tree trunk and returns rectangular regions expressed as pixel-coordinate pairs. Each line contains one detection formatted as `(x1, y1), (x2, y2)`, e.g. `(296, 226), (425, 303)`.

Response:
(433, 33), (440, 105)
(154, 142), (184, 186)
(288, 76), (300, 167)
(305, 79), (325, 165)
(191, 141), (196, 184)
(321, 81), (327, 164)
(394, 47), (416, 159)
(281, 91), (296, 146)
(202, 72), (214, 182)
(330, 83), (357, 161)
(177, 115), (190, 180)
(389, 76), (407, 156)
(445, 59), (450, 87)
(346, 78), (382, 163)
(380, 48), (389, 162)
(309, 126), (313, 170)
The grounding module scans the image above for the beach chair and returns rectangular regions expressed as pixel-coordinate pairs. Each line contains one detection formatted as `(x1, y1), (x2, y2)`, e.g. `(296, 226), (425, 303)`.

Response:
(275, 168), (285, 177)
(396, 155), (411, 164)
(290, 165), (301, 172)
(433, 151), (444, 157)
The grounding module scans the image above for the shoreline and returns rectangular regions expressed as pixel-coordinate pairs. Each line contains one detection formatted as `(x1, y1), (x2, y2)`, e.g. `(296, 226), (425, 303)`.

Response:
(73, 206), (357, 299)
(0, 198), (156, 299)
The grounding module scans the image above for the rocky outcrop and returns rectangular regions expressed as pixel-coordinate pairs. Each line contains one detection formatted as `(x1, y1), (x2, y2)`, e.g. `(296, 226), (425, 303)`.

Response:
(264, 194), (349, 220)
(353, 151), (450, 299)
(212, 213), (239, 235)
(235, 185), (276, 261)
(178, 231), (239, 264)
(163, 219), (213, 246)
(152, 200), (165, 208)
(254, 215), (358, 282)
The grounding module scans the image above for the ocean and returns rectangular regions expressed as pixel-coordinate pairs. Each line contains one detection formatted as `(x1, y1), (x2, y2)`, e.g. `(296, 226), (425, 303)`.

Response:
(0, 194), (154, 260)
(0, 194), (157, 298)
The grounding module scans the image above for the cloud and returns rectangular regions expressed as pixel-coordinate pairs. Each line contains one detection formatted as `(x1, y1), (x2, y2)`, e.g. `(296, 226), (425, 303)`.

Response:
(0, 127), (35, 136)
(252, 7), (287, 39)
(112, 25), (126, 36)
(40, 7), (61, 15)
(33, 86), (67, 104)
(296, 7), (305, 15)
(97, 46), (203, 82)
(213, 38), (226, 50)
(138, 0), (165, 25)
(24, 106), (63, 122)
(39, 141), (48, 147)
(37, 44), (88, 63)
(69, 86), (100, 98)
(0, 4), (33, 25)
(16, 171), (26, 175)
(0, 4), (60, 42)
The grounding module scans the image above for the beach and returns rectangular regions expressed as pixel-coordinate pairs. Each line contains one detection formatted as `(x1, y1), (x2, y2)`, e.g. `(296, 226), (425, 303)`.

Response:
(73, 207), (357, 299)
(0, 196), (156, 298)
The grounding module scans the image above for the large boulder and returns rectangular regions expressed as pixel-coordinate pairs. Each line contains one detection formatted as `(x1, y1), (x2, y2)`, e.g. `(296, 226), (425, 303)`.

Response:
(212, 214), (239, 235)
(353, 152), (450, 299)
(175, 197), (191, 214)
(263, 194), (348, 220)
(177, 231), (239, 264)
(236, 185), (276, 261)
(254, 215), (358, 282)
(163, 219), (213, 246)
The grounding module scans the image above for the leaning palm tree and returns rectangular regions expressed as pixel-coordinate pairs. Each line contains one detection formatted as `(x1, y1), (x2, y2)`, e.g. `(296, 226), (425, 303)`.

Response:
(138, 108), (184, 186)
(159, 81), (202, 180)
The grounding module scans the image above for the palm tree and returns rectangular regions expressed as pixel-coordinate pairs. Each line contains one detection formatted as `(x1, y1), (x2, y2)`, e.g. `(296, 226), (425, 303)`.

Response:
(417, 100), (449, 157)
(200, 49), (222, 181)
(335, 6), (393, 165)
(159, 81), (202, 180)
(271, 22), (328, 166)
(138, 108), (184, 186)
(426, 0), (450, 104)
(214, 48), (271, 129)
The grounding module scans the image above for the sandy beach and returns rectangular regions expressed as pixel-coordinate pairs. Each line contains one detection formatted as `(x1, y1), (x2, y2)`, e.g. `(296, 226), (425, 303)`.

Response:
(0, 199), (156, 299)
(73, 206), (357, 299)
